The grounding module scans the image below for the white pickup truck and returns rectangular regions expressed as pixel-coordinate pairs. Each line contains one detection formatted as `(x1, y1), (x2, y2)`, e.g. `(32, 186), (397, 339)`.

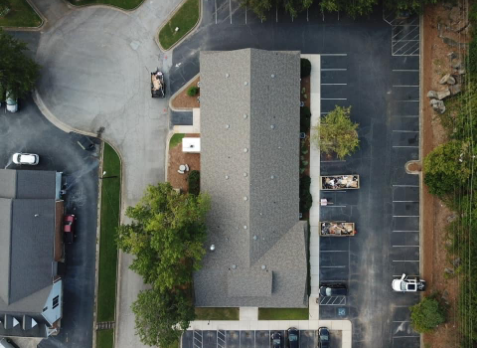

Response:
(392, 274), (426, 292)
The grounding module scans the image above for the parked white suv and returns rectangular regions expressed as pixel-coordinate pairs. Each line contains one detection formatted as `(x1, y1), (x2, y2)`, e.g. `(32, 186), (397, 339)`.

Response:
(6, 91), (18, 113)
(12, 152), (39, 165)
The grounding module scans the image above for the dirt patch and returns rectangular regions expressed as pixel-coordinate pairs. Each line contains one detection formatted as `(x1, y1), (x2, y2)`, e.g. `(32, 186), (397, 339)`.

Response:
(407, 161), (421, 172)
(421, 2), (470, 347)
(171, 76), (200, 110)
(167, 134), (200, 193)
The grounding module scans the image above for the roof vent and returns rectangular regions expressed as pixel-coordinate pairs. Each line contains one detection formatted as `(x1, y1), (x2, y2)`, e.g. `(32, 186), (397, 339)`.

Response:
(270, 175), (275, 179)
(253, 235), (258, 240)
(243, 114), (248, 119)
(244, 81), (248, 86)
(210, 244), (216, 251)
(243, 196), (248, 201)
(270, 124), (275, 129)
(243, 172), (248, 177)
(225, 175), (229, 180)
(271, 74), (275, 78)
(225, 124), (230, 129)
(243, 148), (248, 153)
(231, 264), (237, 269)
(261, 265), (266, 270)
(34, 214), (39, 218)
(243, 225), (248, 230)
(225, 73), (230, 78)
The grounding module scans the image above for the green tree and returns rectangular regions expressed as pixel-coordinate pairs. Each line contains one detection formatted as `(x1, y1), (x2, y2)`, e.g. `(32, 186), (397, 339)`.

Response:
(320, 0), (377, 18)
(423, 140), (473, 197)
(311, 105), (359, 159)
(132, 288), (195, 348)
(410, 296), (446, 333)
(0, 29), (40, 100)
(0, 0), (10, 17)
(240, 0), (274, 20)
(117, 182), (210, 292)
(384, 0), (438, 14)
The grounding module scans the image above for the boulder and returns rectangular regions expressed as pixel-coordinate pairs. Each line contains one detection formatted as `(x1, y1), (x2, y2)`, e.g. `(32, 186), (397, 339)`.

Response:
(427, 90), (438, 99)
(437, 88), (451, 100)
(444, 267), (455, 275)
(447, 51), (457, 60)
(439, 73), (456, 85)
(457, 68), (466, 75)
(451, 58), (462, 69)
(450, 84), (462, 95)
(430, 99), (446, 114)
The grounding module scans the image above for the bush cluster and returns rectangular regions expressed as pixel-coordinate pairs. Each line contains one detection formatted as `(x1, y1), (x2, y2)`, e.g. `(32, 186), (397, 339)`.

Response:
(410, 296), (446, 333)
(300, 106), (311, 133)
(300, 58), (311, 78)
(187, 86), (199, 97)
(299, 175), (313, 213)
(188, 170), (200, 196)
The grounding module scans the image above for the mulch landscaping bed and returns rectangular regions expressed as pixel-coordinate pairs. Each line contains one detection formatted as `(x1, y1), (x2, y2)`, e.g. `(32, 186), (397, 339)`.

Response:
(167, 134), (200, 193)
(171, 76), (201, 110)
(301, 76), (311, 178)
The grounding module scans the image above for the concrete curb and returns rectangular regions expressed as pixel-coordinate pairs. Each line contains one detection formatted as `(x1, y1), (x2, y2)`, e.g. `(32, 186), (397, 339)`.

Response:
(60, 0), (146, 14)
(33, 89), (97, 137)
(164, 130), (175, 182)
(169, 72), (200, 112)
(0, 0), (47, 32)
(418, 13), (424, 348)
(92, 142), (105, 348)
(155, 0), (203, 52)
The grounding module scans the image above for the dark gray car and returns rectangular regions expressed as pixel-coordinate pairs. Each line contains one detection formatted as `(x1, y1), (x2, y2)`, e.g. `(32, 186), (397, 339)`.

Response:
(287, 327), (299, 348)
(319, 283), (348, 297)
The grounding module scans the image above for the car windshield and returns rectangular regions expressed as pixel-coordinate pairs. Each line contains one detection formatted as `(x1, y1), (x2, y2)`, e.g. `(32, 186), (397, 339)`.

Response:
(273, 339), (280, 344)
(289, 334), (297, 341)
(321, 335), (329, 341)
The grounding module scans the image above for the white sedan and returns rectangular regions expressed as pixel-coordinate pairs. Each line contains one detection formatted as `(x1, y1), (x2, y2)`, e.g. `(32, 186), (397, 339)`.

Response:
(12, 153), (39, 165)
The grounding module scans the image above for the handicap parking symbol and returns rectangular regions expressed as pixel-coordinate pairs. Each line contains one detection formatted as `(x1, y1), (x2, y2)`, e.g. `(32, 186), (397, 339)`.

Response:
(337, 307), (346, 317)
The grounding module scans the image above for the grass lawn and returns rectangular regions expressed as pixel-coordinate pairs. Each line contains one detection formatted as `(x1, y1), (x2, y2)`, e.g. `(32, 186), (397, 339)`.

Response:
(170, 133), (185, 148)
(66, 0), (143, 10)
(195, 307), (239, 320)
(258, 308), (309, 320)
(97, 143), (121, 322)
(158, 0), (200, 50)
(96, 329), (114, 348)
(0, 0), (42, 27)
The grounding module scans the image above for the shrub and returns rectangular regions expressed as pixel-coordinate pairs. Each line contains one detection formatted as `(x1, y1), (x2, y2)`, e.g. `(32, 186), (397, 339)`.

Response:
(300, 106), (311, 133)
(188, 170), (200, 196)
(300, 58), (311, 78)
(410, 296), (446, 333)
(0, 0), (10, 17)
(423, 140), (473, 197)
(299, 176), (313, 212)
(187, 86), (199, 97)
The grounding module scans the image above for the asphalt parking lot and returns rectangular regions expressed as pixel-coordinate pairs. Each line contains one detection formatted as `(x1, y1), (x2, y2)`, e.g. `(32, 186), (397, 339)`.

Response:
(171, 2), (422, 347)
(1, 97), (99, 348)
(182, 330), (342, 348)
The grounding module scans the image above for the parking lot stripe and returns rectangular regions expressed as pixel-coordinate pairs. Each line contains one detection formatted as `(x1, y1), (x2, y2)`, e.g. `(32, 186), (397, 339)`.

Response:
(392, 260), (419, 262)
(321, 265), (347, 268)
(320, 53), (348, 56)
(393, 336), (420, 338)
(392, 85), (419, 88)
(392, 245), (420, 248)
(215, 0), (218, 24)
(321, 97), (347, 100)
(393, 215), (419, 217)
(395, 100), (420, 103)
(392, 130), (419, 133)
(392, 69), (419, 72)
(321, 68), (347, 71)
(320, 250), (348, 252)
(322, 83), (347, 85)
(321, 205), (347, 208)
(393, 185), (419, 187)
(392, 200), (419, 203)
(392, 230), (419, 233)
(320, 159), (346, 162)
(392, 145), (419, 148)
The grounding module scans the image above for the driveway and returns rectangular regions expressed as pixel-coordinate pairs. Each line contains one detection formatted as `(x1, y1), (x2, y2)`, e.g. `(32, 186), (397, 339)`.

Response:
(168, 2), (422, 347)
(0, 97), (99, 348)
(25, 1), (182, 347)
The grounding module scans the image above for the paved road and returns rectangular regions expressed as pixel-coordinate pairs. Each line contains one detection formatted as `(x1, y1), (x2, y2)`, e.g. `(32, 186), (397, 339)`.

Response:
(169, 1), (422, 347)
(20, 1), (183, 347)
(0, 98), (99, 348)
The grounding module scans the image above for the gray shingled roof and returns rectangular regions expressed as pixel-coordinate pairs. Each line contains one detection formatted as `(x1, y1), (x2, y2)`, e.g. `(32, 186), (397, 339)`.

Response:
(195, 49), (308, 308)
(0, 169), (57, 199)
(0, 199), (56, 308)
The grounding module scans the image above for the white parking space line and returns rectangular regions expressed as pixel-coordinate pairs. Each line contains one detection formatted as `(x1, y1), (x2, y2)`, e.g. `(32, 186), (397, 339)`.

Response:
(392, 85), (419, 88)
(321, 205), (347, 208)
(393, 336), (420, 338)
(321, 265), (347, 268)
(393, 185), (419, 187)
(392, 260), (419, 263)
(392, 200), (419, 203)
(392, 69), (419, 72)
(322, 83), (347, 86)
(392, 245), (420, 248)
(392, 230), (419, 233)
(322, 68), (347, 71)
(392, 145), (419, 148)
(393, 215), (419, 217)
(395, 100), (419, 103)
(215, 0), (218, 24)
(320, 250), (348, 253)
(320, 53), (348, 56)
(321, 97), (347, 100)
(245, 6), (247, 24)
(392, 130), (419, 133)
(321, 160), (346, 162)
